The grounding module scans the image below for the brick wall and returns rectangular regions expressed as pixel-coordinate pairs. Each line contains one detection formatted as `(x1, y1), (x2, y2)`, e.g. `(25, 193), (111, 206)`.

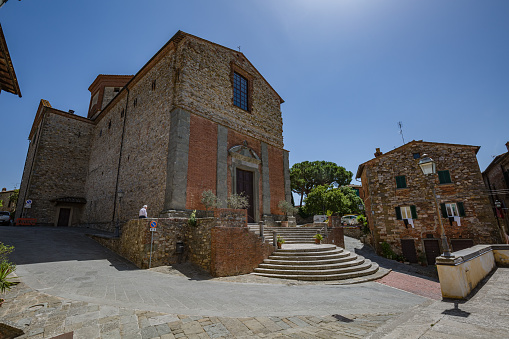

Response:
(325, 227), (345, 248)
(268, 145), (285, 215)
(186, 114), (218, 210)
(210, 226), (274, 277)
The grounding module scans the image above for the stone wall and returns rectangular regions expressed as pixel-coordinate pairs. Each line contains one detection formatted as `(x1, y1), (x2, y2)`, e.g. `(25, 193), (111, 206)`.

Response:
(214, 209), (247, 228)
(176, 36), (283, 149)
(359, 141), (501, 256)
(210, 226), (274, 277)
(92, 217), (214, 269)
(91, 215), (273, 276)
(343, 226), (361, 239)
(16, 109), (93, 225)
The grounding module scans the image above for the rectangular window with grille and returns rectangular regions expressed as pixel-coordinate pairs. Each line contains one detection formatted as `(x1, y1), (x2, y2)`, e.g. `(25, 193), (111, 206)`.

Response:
(233, 72), (249, 111)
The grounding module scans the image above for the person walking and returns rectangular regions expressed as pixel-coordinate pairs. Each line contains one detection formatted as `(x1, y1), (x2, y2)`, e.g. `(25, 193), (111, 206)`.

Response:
(139, 205), (148, 218)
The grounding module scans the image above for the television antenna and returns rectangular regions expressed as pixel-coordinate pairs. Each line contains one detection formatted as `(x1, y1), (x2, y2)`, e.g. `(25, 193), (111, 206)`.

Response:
(398, 121), (405, 144)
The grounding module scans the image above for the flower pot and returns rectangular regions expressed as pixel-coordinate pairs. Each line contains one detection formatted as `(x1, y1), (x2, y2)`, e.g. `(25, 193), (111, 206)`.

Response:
(277, 242), (282, 249)
(314, 238), (321, 244)
(281, 221), (289, 227)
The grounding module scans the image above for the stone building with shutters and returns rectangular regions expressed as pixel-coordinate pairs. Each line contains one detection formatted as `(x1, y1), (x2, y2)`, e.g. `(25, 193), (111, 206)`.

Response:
(356, 140), (500, 265)
(482, 141), (509, 237)
(16, 31), (291, 230)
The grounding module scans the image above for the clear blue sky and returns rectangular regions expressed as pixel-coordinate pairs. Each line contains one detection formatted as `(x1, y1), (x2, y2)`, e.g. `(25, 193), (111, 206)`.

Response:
(1, 0), (508, 191)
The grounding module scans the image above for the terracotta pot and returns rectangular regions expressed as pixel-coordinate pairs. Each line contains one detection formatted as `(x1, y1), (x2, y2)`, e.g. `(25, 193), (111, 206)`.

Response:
(277, 242), (282, 249)
(314, 238), (321, 244)
(281, 221), (289, 227)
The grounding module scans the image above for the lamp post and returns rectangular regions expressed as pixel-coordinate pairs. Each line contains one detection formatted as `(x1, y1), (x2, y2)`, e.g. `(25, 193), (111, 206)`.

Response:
(115, 189), (124, 237)
(419, 154), (452, 257)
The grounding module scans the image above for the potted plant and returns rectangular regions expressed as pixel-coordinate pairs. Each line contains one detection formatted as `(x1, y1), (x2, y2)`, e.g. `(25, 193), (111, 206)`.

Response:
(278, 201), (298, 227)
(276, 235), (285, 249)
(313, 233), (323, 244)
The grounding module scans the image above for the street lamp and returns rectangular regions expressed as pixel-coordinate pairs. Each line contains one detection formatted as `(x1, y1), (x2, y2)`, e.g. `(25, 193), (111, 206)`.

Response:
(115, 189), (125, 237)
(419, 154), (452, 257)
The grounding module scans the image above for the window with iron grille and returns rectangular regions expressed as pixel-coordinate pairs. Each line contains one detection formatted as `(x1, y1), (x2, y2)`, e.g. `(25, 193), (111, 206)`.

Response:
(233, 72), (249, 111)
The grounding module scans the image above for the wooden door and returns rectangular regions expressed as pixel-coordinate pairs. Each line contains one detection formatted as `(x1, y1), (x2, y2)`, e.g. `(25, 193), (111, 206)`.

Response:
(236, 168), (255, 223)
(401, 239), (418, 263)
(451, 239), (474, 252)
(423, 239), (441, 265)
(57, 208), (71, 226)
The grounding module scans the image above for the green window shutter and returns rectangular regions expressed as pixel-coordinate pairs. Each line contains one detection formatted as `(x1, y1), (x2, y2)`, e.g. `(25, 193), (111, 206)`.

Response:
(438, 170), (452, 184)
(395, 207), (402, 220)
(410, 205), (418, 219)
(440, 203), (447, 218)
(457, 202), (465, 217)
(396, 176), (407, 188)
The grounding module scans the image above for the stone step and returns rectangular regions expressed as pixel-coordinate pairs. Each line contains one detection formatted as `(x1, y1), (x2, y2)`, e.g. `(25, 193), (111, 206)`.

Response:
(259, 257), (365, 271)
(268, 250), (350, 260)
(264, 255), (358, 266)
(252, 262), (380, 281)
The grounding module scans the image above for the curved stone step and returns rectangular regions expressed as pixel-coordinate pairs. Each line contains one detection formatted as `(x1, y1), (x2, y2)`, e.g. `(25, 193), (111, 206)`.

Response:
(259, 258), (365, 271)
(263, 255), (358, 266)
(254, 260), (371, 276)
(252, 262), (380, 281)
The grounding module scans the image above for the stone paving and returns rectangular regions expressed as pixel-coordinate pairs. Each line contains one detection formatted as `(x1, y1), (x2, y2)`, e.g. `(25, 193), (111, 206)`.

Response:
(1, 281), (399, 338)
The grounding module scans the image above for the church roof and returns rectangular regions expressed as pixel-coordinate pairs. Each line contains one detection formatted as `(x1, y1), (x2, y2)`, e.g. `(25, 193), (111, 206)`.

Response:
(0, 23), (21, 97)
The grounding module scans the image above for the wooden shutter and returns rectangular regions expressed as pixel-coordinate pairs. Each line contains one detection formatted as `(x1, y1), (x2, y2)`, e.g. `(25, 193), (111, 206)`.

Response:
(440, 203), (448, 218)
(438, 170), (451, 184)
(395, 207), (402, 220)
(457, 202), (465, 217)
(410, 205), (418, 219)
(396, 176), (407, 188)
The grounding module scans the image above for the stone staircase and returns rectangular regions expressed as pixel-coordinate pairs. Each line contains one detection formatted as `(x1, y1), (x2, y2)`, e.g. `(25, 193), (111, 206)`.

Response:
(252, 244), (380, 281)
(247, 224), (324, 244)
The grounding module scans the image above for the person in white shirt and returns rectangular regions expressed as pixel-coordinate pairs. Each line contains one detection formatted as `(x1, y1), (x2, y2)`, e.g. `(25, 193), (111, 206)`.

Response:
(139, 205), (148, 218)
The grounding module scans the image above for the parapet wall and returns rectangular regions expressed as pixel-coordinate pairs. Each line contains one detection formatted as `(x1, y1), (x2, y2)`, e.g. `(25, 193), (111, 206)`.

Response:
(436, 244), (509, 299)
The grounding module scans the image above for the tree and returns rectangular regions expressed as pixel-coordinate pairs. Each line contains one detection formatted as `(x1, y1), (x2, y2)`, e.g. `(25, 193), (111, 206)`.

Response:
(304, 185), (364, 216)
(9, 189), (19, 211)
(290, 161), (352, 206)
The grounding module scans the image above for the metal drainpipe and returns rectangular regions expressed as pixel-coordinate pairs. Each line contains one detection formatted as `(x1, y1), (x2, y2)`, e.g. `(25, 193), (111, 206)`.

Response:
(111, 87), (130, 228)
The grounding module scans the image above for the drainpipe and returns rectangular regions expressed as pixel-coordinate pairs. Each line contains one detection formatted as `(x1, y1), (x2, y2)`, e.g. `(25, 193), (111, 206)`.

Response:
(111, 87), (130, 233)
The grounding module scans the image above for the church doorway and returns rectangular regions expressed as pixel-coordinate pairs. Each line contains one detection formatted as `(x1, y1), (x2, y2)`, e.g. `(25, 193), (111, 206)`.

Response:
(236, 168), (255, 223)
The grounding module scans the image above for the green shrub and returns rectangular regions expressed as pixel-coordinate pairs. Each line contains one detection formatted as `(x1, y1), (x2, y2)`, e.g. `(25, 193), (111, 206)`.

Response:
(0, 261), (19, 294)
(380, 242), (396, 259)
(201, 190), (218, 211)
(188, 210), (197, 227)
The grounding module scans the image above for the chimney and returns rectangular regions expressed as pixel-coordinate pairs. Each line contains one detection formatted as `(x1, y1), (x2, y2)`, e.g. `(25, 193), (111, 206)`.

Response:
(374, 148), (383, 158)
(506, 141), (509, 152)
(1, 188), (6, 192)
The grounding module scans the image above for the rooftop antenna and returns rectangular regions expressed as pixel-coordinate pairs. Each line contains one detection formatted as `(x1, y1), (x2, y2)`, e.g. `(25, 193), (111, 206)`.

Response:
(398, 121), (405, 145)
(237, 46), (241, 52)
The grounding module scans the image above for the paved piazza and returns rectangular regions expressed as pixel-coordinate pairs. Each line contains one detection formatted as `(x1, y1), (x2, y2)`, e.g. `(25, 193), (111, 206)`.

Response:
(1, 227), (429, 338)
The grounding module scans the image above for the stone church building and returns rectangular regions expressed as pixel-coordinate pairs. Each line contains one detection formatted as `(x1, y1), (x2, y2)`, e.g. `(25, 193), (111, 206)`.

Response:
(16, 31), (291, 231)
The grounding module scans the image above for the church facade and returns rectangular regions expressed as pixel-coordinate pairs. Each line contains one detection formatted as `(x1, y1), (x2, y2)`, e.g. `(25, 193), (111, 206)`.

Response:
(16, 31), (291, 231)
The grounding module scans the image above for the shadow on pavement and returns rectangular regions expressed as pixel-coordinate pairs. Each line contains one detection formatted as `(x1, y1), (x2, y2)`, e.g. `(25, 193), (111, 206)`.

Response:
(0, 226), (138, 271)
(346, 236), (439, 282)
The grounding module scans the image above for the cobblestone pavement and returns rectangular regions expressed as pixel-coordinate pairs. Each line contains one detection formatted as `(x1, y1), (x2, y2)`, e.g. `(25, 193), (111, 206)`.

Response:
(1, 282), (399, 339)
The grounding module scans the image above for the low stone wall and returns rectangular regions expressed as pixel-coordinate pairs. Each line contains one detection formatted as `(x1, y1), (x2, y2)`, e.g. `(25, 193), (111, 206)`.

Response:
(90, 217), (214, 269)
(211, 226), (274, 277)
(325, 227), (345, 249)
(214, 208), (247, 227)
(343, 226), (361, 239)
(436, 244), (509, 299)
(91, 213), (273, 277)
